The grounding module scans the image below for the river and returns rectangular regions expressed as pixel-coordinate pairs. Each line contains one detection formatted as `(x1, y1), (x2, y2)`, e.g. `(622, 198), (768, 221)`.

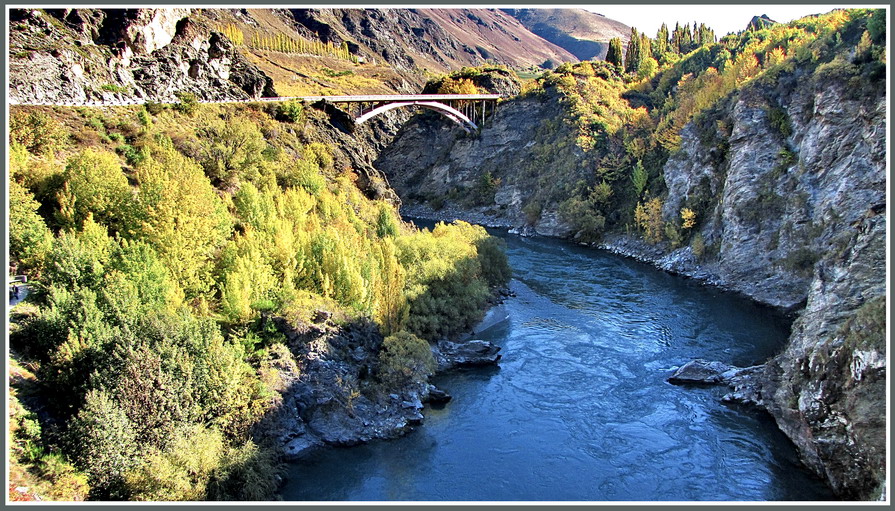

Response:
(281, 228), (834, 501)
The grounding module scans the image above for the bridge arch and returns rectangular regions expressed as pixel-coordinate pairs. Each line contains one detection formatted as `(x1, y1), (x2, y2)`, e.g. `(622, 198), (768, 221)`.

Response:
(355, 101), (478, 132)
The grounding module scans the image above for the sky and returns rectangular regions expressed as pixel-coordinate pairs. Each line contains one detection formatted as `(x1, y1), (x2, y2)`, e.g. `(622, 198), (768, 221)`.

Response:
(582, 4), (884, 38)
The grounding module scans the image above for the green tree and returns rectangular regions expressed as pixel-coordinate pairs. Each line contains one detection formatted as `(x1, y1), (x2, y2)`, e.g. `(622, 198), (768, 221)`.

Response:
(606, 37), (624, 67)
(9, 179), (52, 272)
(624, 28), (642, 73)
(132, 137), (232, 301)
(631, 160), (648, 198)
(195, 116), (267, 189)
(654, 23), (669, 58)
(638, 57), (659, 79)
(57, 149), (132, 232)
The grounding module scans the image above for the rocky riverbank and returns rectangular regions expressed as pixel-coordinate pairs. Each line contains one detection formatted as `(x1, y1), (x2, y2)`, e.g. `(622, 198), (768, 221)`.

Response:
(255, 298), (507, 463)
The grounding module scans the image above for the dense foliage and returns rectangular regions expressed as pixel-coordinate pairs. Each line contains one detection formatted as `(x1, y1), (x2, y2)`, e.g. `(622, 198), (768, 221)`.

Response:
(522, 8), (884, 246)
(8, 99), (510, 500)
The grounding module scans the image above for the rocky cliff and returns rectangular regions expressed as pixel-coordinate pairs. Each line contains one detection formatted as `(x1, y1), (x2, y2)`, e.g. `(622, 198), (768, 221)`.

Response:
(653, 67), (886, 500)
(375, 41), (886, 500)
(9, 8), (276, 103)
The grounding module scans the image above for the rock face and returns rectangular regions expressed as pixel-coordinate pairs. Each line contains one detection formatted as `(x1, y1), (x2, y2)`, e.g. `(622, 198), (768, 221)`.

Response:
(620, 77), (886, 498)
(376, 88), (583, 238)
(8, 8), (276, 103)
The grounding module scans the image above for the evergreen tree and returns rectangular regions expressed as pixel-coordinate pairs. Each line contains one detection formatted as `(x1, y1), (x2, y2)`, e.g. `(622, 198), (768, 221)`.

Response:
(624, 27), (641, 73)
(654, 23), (669, 59)
(639, 33), (652, 64)
(606, 37), (624, 67)
(671, 22), (683, 53)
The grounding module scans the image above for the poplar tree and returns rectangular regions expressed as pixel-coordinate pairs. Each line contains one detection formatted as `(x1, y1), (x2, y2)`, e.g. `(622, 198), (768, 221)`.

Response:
(624, 27), (641, 73)
(606, 37), (624, 67)
(654, 23), (669, 59)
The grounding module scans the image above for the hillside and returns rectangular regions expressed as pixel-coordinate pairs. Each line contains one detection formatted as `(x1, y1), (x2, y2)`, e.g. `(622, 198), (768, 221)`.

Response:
(8, 7), (582, 102)
(8, 96), (511, 499)
(503, 8), (631, 61)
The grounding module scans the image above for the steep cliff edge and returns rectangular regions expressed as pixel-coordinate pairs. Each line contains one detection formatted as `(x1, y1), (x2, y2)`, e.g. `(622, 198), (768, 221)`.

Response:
(375, 12), (887, 499)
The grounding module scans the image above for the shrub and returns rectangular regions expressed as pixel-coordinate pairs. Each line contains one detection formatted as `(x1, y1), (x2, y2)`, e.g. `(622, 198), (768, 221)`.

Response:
(277, 100), (304, 123)
(206, 441), (282, 501)
(10, 111), (68, 155)
(782, 246), (820, 276)
(137, 108), (152, 127)
(691, 232), (706, 259)
(475, 171), (501, 204)
(173, 91), (199, 116)
(767, 107), (793, 138)
(66, 390), (140, 499)
(124, 424), (225, 501)
(378, 331), (436, 389)
(101, 84), (129, 93)
(144, 101), (165, 115)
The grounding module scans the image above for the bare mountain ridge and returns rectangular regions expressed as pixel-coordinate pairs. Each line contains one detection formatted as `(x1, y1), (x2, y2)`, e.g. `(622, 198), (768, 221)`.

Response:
(502, 8), (631, 61)
(283, 8), (578, 72)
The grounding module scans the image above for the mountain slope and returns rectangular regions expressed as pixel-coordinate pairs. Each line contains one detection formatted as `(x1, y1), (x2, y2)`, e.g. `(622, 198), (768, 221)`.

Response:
(503, 8), (631, 61)
(283, 8), (577, 72)
(7, 8), (585, 102)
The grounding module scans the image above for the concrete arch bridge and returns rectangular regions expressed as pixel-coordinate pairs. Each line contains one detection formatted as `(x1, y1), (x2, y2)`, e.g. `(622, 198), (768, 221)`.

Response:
(275, 94), (501, 133)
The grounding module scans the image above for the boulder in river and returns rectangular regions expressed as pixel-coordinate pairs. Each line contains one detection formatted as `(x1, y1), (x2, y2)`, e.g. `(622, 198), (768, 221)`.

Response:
(283, 434), (324, 461)
(425, 384), (452, 405)
(669, 359), (768, 406)
(434, 339), (501, 370)
(668, 359), (738, 384)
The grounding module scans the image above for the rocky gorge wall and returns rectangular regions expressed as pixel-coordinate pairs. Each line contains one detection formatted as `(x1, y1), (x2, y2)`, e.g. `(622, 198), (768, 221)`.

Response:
(375, 64), (887, 499)
(651, 69), (887, 500)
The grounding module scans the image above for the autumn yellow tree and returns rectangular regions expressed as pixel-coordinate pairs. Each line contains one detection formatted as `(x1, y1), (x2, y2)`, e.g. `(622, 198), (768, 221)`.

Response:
(634, 197), (664, 244)
(131, 137), (232, 302)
